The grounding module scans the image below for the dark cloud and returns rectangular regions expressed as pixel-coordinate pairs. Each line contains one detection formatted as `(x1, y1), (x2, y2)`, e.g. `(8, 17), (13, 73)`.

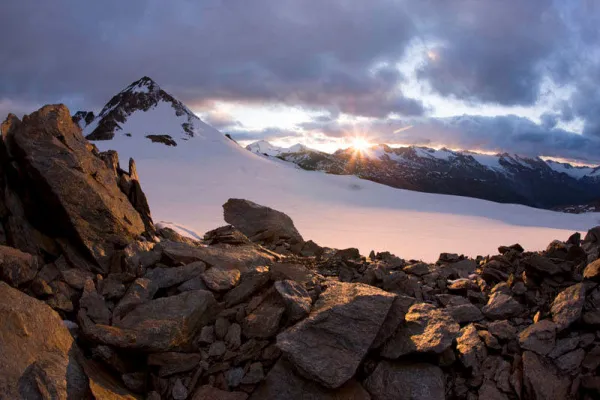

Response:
(201, 110), (243, 130)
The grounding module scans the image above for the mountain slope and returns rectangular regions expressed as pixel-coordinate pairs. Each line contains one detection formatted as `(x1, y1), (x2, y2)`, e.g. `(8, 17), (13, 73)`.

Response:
(88, 78), (600, 261)
(248, 142), (600, 209)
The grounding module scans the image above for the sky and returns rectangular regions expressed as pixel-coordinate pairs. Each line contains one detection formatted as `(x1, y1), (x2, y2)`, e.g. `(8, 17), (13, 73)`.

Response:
(2, 0), (600, 163)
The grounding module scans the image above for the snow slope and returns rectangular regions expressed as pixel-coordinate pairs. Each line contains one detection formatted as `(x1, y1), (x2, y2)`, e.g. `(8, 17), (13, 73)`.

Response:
(92, 107), (600, 262)
(246, 140), (308, 156)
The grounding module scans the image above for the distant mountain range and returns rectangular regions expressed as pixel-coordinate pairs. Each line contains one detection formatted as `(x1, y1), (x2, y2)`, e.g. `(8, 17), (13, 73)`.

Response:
(246, 140), (600, 209)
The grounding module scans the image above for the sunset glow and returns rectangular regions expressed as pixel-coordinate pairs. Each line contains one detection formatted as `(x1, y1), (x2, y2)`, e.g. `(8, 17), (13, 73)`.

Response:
(351, 137), (372, 152)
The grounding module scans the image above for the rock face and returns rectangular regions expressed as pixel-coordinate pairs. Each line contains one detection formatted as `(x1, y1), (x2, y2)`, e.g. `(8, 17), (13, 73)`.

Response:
(277, 282), (395, 388)
(0, 282), (88, 399)
(2, 105), (146, 271)
(364, 361), (445, 400)
(223, 198), (304, 246)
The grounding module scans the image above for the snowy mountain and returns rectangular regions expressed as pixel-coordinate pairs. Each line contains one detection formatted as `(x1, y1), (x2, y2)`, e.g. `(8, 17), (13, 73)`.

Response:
(245, 140), (309, 157)
(87, 77), (600, 261)
(247, 141), (600, 209)
(83, 76), (203, 144)
(72, 110), (95, 129)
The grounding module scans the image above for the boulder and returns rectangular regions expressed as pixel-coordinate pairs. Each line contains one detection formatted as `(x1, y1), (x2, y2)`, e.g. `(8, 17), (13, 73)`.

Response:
(81, 290), (216, 352)
(3, 105), (146, 271)
(364, 361), (444, 400)
(0, 281), (88, 399)
(224, 267), (271, 307)
(201, 267), (241, 292)
(192, 385), (249, 400)
(518, 320), (556, 356)
(583, 259), (600, 281)
(249, 359), (370, 400)
(447, 303), (484, 324)
(223, 198), (304, 245)
(277, 282), (395, 388)
(482, 293), (523, 320)
(274, 279), (312, 322)
(488, 320), (516, 341)
(522, 351), (571, 400)
(0, 244), (41, 287)
(456, 324), (488, 374)
(381, 303), (459, 358)
(371, 294), (415, 349)
(551, 283), (585, 331)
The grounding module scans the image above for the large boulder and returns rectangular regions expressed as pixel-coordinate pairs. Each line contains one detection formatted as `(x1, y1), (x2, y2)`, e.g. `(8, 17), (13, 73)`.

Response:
(551, 283), (585, 331)
(364, 361), (445, 400)
(482, 293), (523, 320)
(0, 245), (41, 287)
(2, 105), (146, 271)
(522, 351), (571, 400)
(0, 281), (88, 398)
(381, 303), (459, 358)
(277, 282), (395, 388)
(223, 199), (304, 245)
(80, 289), (217, 352)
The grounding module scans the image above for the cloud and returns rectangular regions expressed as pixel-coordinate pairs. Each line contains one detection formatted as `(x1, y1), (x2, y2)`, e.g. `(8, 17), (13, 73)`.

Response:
(201, 110), (243, 130)
(226, 127), (299, 142)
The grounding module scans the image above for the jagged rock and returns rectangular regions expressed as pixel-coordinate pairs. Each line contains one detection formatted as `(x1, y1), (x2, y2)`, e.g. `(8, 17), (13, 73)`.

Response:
(243, 302), (285, 338)
(582, 345), (600, 370)
(208, 341), (227, 357)
(364, 361), (444, 400)
(522, 351), (571, 400)
(456, 324), (488, 374)
(81, 290), (216, 352)
(192, 385), (249, 399)
(147, 352), (202, 377)
(80, 278), (111, 325)
(556, 348), (585, 372)
(224, 267), (271, 307)
(3, 105), (146, 271)
(447, 303), (484, 324)
(172, 378), (188, 400)
(583, 259), (600, 281)
(371, 294), (415, 349)
(277, 281), (395, 388)
(478, 382), (509, 400)
(199, 326), (215, 345)
(274, 279), (312, 322)
(61, 268), (95, 289)
(519, 320), (556, 356)
(488, 320), (517, 341)
(223, 198), (304, 245)
(225, 323), (242, 349)
(80, 358), (139, 400)
(215, 317), (230, 339)
(249, 359), (370, 400)
(241, 362), (265, 385)
(202, 267), (241, 292)
(0, 244), (41, 287)
(0, 282), (88, 399)
(122, 240), (162, 273)
(403, 262), (433, 276)
(478, 330), (501, 349)
(159, 240), (274, 273)
(122, 372), (146, 393)
(551, 283), (585, 331)
(482, 293), (523, 320)
(523, 255), (562, 276)
(381, 303), (459, 358)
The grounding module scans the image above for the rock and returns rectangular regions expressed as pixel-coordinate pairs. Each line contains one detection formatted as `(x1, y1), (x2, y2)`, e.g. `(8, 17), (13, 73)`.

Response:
(0, 245), (41, 287)
(147, 352), (202, 377)
(364, 361), (444, 400)
(224, 323), (242, 349)
(227, 367), (245, 388)
(122, 372), (146, 393)
(518, 320), (556, 356)
(524, 255), (562, 276)
(277, 282), (395, 388)
(551, 283), (585, 331)
(403, 262), (432, 276)
(381, 303), (459, 358)
(555, 348), (585, 372)
(488, 320), (516, 340)
(274, 279), (312, 322)
(482, 293), (523, 320)
(243, 302), (285, 338)
(159, 241), (274, 273)
(193, 385), (249, 400)
(582, 345), (600, 370)
(223, 198), (304, 245)
(478, 382), (509, 400)
(224, 267), (271, 307)
(548, 336), (580, 358)
(145, 262), (208, 291)
(241, 362), (265, 385)
(178, 276), (208, 292)
(79, 278), (112, 325)
(215, 317), (230, 339)
(371, 295), (414, 349)
(81, 290), (216, 352)
(81, 358), (140, 400)
(456, 324), (488, 374)
(4, 105), (146, 271)
(583, 259), (600, 281)
(209, 341), (227, 358)
(478, 330), (501, 350)
(0, 281), (88, 399)
(101, 277), (127, 299)
(112, 278), (154, 319)
(249, 359), (370, 400)
(522, 351), (571, 400)
(172, 378), (188, 400)
(447, 303), (484, 324)
(199, 326), (216, 344)
(202, 267), (241, 292)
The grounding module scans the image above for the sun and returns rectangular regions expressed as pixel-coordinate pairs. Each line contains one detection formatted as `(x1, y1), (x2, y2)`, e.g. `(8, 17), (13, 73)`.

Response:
(351, 137), (371, 152)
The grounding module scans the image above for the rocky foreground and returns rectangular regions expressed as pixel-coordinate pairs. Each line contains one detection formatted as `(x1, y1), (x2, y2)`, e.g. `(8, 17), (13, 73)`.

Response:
(0, 105), (599, 400)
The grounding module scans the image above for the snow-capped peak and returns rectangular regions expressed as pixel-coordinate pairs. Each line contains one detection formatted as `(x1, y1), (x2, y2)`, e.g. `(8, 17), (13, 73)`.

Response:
(246, 140), (310, 156)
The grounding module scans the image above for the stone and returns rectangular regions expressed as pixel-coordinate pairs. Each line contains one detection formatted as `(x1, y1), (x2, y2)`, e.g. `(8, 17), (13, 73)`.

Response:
(447, 303), (484, 324)
(478, 382), (509, 400)
(172, 378), (188, 400)
(223, 267), (271, 307)
(519, 320), (556, 356)
(192, 385), (249, 400)
(202, 267), (241, 292)
(81, 290), (216, 352)
(241, 362), (265, 385)
(147, 352), (202, 377)
(101, 277), (127, 300)
(522, 351), (571, 400)
(243, 303), (285, 338)
(0, 281), (88, 399)
(145, 262), (206, 291)
(583, 259), (600, 281)
(551, 283), (585, 331)
(582, 345), (600, 370)
(488, 320), (516, 341)
(209, 341), (227, 358)
(0, 245), (41, 287)
(227, 367), (245, 388)
(478, 330), (501, 350)
(277, 282), (395, 388)
(215, 317), (230, 340)
(223, 198), (304, 245)
(482, 293), (523, 320)
(524, 255), (562, 276)
(81, 358), (139, 400)
(199, 326), (216, 344)
(381, 303), (460, 358)
(249, 359), (370, 400)
(79, 278), (111, 325)
(403, 262), (432, 276)
(4, 105), (146, 271)
(371, 294), (415, 349)
(555, 348), (585, 372)
(122, 372), (146, 393)
(364, 361), (444, 400)
(224, 323), (242, 349)
(456, 324), (488, 374)
(274, 279), (312, 322)
(61, 268), (95, 289)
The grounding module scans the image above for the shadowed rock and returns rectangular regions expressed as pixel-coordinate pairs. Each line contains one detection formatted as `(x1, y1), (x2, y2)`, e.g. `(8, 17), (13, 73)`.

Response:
(364, 361), (444, 400)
